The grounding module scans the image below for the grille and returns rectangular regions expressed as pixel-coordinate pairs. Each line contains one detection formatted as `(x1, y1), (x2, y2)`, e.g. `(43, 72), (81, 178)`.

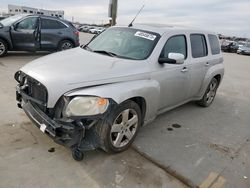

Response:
(26, 77), (47, 105)
(19, 72), (48, 112)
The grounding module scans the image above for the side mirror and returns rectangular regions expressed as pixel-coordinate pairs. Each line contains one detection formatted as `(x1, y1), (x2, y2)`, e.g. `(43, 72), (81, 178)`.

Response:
(159, 53), (185, 64)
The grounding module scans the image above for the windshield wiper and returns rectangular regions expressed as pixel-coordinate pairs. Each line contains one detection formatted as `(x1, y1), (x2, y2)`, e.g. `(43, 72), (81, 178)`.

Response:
(81, 44), (92, 51)
(93, 50), (118, 57)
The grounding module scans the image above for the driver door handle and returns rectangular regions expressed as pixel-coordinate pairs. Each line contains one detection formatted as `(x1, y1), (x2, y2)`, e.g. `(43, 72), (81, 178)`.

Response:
(181, 67), (188, 73)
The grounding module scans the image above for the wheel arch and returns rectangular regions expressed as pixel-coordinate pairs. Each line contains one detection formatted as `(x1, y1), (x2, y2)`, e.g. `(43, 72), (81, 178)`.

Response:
(214, 74), (221, 84)
(126, 97), (146, 123)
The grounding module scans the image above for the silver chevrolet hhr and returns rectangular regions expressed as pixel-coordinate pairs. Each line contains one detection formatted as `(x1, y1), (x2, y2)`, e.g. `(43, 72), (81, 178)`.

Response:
(15, 24), (224, 160)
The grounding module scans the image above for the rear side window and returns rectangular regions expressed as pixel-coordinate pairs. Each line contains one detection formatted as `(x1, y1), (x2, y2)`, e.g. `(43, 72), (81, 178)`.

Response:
(41, 19), (67, 29)
(190, 34), (208, 58)
(208, 34), (220, 55)
(160, 35), (187, 59)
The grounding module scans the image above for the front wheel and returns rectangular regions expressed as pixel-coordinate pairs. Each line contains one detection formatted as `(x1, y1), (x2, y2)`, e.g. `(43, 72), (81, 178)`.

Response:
(0, 39), (8, 57)
(96, 100), (142, 153)
(197, 78), (219, 107)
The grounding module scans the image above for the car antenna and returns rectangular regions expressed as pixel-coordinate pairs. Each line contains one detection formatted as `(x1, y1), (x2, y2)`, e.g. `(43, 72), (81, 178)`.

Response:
(128, 4), (145, 27)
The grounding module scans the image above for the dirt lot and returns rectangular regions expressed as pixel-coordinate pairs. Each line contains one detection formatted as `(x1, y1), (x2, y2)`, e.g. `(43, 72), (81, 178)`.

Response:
(0, 33), (250, 188)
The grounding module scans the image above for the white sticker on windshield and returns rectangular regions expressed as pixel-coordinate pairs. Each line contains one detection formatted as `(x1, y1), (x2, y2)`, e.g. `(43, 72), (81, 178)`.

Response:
(134, 31), (156, 41)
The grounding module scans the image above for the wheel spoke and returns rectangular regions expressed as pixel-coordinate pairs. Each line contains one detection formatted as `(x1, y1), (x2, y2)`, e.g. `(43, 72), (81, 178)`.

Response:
(111, 124), (123, 133)
(127, 115), (138, 128)
(210, 91), (215, 97)
(114, 132), (124, 147)
(122, 109), (130, 123)
(206, 92), (211, 99)
(210, 83), (213, 91)
(124, 130), (133, 140)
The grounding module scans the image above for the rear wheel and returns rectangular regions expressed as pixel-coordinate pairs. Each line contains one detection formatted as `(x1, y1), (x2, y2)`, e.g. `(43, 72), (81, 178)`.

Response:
(58, 40), (74, 51)
(0, 39), (8, 57)
(197, 78), (219, 107)
(97, 100), (142, 153)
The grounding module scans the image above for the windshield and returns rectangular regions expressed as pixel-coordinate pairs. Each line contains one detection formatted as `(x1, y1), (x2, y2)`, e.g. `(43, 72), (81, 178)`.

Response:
(87, 27), (160, 60)
(0, 14), (27, 27)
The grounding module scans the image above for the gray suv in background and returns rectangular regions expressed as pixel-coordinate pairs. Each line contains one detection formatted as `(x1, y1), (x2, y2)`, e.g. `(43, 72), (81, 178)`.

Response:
(0, 14), (79, 57)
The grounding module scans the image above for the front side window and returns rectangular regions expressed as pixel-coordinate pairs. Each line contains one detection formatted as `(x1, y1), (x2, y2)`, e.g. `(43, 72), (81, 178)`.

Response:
(41, 19), (67, 29)
(160, 35), (187, 59)
(190, 34), (208, 58)
(16, 17), (38, 30)
(87, 27), (161, 60)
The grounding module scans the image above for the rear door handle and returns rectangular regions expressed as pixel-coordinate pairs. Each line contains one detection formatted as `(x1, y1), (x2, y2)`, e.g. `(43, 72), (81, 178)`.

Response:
(181, 67), (188, 73)
(58, 32), (63, 35)
(205, 62), (210, 67)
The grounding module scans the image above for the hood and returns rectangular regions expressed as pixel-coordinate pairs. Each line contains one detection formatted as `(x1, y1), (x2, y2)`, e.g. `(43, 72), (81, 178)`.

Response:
(21, 47), (151, 107)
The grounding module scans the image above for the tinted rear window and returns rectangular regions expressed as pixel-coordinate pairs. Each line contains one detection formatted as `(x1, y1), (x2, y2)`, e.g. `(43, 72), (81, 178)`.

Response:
(41, 18), (67, 29)
(190, 34), (208, 58)
(208, 34), (220, 55)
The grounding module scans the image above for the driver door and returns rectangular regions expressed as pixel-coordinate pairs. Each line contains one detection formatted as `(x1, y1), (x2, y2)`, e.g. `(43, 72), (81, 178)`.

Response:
(11, 16), (40, 51)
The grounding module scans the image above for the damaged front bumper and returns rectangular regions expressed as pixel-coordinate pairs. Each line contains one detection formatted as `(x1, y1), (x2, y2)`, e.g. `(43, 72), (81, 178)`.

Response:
(22, 101), (82, 147)
(16, 87), (104, 151)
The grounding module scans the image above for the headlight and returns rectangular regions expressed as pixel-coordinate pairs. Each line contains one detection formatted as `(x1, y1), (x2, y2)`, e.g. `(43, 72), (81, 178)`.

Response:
(65, 96), (109, 117)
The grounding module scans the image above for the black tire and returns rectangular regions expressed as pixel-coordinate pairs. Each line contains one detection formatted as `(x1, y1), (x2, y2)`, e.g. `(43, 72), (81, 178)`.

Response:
(72, 148), (84, 161)
(0, 39), (8, 57)
(197, 78), (219, 107)
(96, 100), (142, 153)
(58, 40), (74, 51)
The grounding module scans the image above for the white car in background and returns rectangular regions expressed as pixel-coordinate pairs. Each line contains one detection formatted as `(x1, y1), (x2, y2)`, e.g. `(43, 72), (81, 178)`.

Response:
(89, 27), (105, 34)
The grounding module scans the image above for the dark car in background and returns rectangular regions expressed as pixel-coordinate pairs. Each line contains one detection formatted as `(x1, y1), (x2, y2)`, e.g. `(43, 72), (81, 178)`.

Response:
(221, 41), (238, 53)
(0, 14), (79, 57)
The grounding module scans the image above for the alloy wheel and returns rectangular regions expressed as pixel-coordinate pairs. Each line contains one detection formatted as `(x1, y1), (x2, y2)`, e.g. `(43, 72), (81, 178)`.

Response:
(61, 42), (73, 50)
(110, 109), (139, 148)
(0, 42), (5, 56)
(206, 79), (218, 104)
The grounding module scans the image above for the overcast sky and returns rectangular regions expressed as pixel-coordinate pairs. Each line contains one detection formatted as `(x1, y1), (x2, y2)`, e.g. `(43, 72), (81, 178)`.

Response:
(0, 0), (249, 37)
